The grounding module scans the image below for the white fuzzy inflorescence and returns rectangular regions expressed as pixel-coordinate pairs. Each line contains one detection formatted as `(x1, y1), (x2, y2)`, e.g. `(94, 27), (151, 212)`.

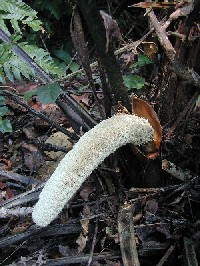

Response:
(32, 115), (154, 227)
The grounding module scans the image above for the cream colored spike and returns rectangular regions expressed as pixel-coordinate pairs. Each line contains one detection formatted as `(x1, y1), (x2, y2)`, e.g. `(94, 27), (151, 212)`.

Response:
(32, 115), (153, 227)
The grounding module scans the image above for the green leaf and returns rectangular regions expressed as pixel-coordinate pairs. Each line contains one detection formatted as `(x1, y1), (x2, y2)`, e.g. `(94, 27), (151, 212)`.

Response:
(11, 19), (21, 33)
(130, 53), (153, 68)
(138, 53), (152, 66)
(0, 106), (9, 116)
(53, 50), (80, 73)
(26, 19), (41, 31)
(0, 52), (11, 64)
(46, 1), (61, 20)
(0, 66), (6, 84)
(23, 89), (38, 102)
(123, 74), (145, 90)
(196, 95), (200, 107)
(0, 96), (5, 105)
(53, 50), (71, 64)
(0, 0), (41, 34)
(0, 42), (64, 82)
(12, 65), (22, 80)
(0, 16), (10, 35)
(22, 45), (64, 77)
(69, 62), (80, 72)
(37, 82), (62, 104)
(4, 62), (14, 82)
(0, 118), (12, 133)
(10, 34), (22, 43)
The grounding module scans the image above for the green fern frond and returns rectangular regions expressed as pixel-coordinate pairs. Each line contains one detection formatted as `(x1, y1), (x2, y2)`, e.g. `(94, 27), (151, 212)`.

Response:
(0, 96), (12, 133)
(34, 0), (63, 20)
(0, 42), (64, 83)
(0, 0), (42, 34)
(46, 0), (62, 20)
(21, 44), (64, 77)
(0, 17), (10, 35)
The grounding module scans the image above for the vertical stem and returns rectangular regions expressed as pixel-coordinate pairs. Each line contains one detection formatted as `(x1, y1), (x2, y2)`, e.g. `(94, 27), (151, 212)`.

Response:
(75, 0), (131, 110)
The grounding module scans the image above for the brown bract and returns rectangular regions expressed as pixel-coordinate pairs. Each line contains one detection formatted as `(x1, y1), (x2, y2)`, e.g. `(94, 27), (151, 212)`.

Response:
(130, 95), (162, 159)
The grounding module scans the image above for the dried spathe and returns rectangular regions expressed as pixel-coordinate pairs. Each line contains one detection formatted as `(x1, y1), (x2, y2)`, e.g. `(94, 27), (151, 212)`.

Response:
(32, 115), (153, 227)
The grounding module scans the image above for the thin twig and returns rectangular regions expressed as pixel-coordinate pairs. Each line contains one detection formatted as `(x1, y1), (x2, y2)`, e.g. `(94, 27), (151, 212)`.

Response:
(155, 244), (175, 266)
(87, 220), (98, 266)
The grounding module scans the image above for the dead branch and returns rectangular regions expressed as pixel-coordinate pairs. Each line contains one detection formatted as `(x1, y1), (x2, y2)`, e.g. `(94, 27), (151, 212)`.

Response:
(147, 10), (176, 61)
(118, 204), (140, 266)
(0, 207), (33, 218)
(162, 160), (192, 182)
(155, 245), (175, 266)
(0, 184), (44, 209)
(0, 223), (82, 248)
(29, 252), (120, 266)
(0, 169), (39, 186)
(163, 2), (194, 30)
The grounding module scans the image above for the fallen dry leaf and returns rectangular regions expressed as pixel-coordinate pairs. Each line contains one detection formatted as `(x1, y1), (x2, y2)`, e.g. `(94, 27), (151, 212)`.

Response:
(21, 142), (38, 152)
(0, 182), (14, 201)
(82, 204), (91, 217)
(80, 218), (89, 235)
(71, 93), (91, 109)
(9, 216), (32, 235)
(80, 185), (95, 201)
(21, 143), (43, 173)
(37, 104), (68, 127)
(145, 199), (158, 214)
(76, 232), (88, 253)
(22, 127), (38, 140)
(5, 81), (38, 95)
(27, 96), (46, 111)
(0, 159), (12, 171)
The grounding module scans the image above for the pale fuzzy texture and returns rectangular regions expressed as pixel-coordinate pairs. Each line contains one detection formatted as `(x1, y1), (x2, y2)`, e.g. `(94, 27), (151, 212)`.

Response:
(32, 115), (153, 227)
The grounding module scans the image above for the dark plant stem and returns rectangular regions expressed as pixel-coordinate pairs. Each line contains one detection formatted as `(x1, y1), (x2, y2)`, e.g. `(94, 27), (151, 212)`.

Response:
(75, 0), (131, 110)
